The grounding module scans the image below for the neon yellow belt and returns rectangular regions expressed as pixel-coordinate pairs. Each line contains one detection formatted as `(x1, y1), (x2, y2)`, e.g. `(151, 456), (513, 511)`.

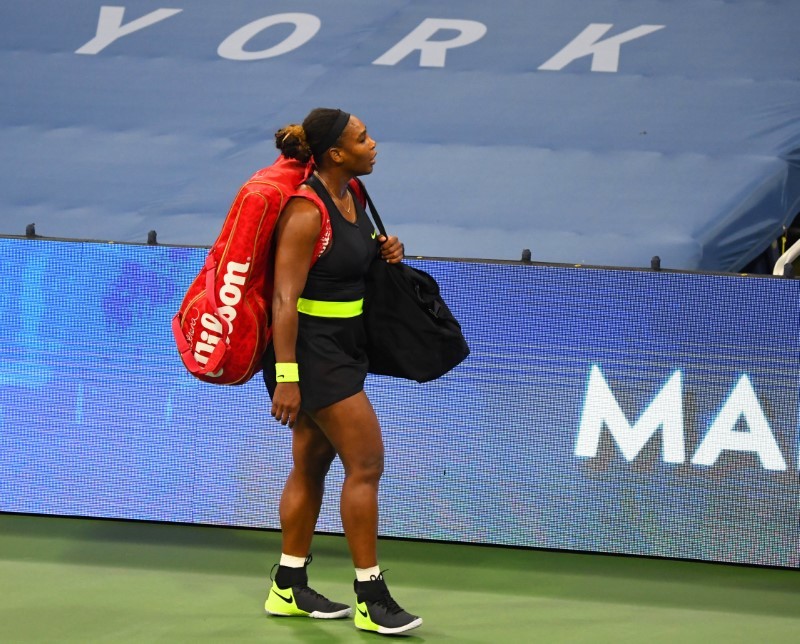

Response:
(297, 297), (363, 318)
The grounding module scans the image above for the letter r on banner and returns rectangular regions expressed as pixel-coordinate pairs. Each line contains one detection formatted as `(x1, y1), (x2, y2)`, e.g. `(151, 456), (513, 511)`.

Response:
(373, 18), (487, 68)
(539, 23), (665, 73)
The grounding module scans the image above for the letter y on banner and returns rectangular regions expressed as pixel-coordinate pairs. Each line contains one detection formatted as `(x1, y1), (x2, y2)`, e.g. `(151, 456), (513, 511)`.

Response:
(76, 5), (182, 55)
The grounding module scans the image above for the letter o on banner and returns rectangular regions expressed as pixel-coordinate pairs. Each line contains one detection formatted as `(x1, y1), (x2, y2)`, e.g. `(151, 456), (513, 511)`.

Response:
(218, 13), (321, 61)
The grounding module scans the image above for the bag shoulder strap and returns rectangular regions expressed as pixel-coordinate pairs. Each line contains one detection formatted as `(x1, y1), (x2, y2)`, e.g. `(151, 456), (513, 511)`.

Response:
(351, 178), (387, 238)
(287, 187), (332, 263)
(289, 188), (328, 219)
(348, 178), (367, 210)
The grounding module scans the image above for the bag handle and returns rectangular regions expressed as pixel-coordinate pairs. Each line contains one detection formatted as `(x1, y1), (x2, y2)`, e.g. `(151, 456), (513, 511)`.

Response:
(353, 178), (388, 239)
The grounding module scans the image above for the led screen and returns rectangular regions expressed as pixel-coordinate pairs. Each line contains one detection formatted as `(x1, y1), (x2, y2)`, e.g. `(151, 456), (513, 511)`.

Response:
(0, 238), (797, 567)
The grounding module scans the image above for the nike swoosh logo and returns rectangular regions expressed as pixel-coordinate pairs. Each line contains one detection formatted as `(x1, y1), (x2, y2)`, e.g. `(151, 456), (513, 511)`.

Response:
(358, 606), (368, 617)
(276, 375), (285, 380)
(371, 231), (377, 240)
(272, 590), (294, 604)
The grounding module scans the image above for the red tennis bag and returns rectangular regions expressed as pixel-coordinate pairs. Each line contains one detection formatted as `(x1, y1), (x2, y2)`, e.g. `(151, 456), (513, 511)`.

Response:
(172, 155), (330, 385)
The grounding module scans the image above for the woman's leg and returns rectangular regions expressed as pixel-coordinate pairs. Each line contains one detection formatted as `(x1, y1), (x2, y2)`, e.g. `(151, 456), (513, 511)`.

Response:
(266, 412), (352, 619)
(279, 411), (337, 557)
(309, 390), (384, 568)
(311, 391), (422, 633)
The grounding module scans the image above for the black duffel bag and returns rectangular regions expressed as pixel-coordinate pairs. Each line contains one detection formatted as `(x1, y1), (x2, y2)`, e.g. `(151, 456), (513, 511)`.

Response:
(359, 185), (470, 382)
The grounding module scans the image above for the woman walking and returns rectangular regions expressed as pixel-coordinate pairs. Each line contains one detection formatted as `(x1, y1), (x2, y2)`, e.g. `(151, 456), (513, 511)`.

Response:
(261, 107), (422, 635)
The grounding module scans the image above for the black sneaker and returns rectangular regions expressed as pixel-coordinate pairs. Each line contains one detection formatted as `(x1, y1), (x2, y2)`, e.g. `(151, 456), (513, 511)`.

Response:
(264, 554), (352, 619)
(354, 572), (423, 635)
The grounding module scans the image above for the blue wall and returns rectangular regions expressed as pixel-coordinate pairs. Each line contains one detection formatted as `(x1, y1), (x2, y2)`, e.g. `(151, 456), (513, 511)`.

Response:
(4, 1), (800, 269)
(0, 238), (797, 568)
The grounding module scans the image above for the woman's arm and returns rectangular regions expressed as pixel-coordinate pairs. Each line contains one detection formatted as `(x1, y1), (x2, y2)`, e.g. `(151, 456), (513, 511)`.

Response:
(270, 196), (322, 428)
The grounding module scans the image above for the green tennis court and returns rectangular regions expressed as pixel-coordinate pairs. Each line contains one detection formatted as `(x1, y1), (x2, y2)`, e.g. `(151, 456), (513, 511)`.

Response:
(1, 513), (798, 643)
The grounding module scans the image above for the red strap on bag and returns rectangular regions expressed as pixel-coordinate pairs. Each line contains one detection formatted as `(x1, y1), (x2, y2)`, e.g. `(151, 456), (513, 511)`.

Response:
(171, 253), (227, 376)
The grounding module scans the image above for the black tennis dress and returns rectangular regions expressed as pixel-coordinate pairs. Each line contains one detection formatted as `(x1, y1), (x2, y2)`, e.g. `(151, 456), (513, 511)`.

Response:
(262, 175), (379, 411)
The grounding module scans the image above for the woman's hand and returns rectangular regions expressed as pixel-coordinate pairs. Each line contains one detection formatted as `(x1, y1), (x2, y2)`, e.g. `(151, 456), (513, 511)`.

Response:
(271, 383), (301, 428)
(378, 235), (404, 264)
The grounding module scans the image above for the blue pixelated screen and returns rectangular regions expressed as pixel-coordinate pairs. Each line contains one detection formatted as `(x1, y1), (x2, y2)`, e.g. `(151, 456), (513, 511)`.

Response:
(0, 238), (798, 568)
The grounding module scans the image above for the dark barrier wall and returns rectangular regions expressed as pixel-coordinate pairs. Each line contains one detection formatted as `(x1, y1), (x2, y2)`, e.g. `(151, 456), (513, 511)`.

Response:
(0, 238), (797, 568)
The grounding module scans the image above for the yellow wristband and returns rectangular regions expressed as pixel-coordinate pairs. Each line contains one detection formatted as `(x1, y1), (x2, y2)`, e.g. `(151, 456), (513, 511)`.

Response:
(275, 362), (299, 383)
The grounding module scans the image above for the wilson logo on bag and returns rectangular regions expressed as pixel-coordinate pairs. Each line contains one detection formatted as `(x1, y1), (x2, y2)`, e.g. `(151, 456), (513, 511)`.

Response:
(172, 155), (331, 385)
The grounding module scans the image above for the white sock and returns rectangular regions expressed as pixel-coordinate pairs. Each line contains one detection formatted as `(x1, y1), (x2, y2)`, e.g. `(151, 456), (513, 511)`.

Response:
(355, 565), (381, 582)
(280, 553), (307, 568)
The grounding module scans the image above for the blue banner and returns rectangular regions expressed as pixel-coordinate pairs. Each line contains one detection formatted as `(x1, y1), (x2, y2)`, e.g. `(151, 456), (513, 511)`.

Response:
(3, 2), (800, 270)
(0, 238), (797, 567)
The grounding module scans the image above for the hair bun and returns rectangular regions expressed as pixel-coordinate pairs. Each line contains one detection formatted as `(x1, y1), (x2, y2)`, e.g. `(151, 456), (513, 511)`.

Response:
(274, 124), (312, 162)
